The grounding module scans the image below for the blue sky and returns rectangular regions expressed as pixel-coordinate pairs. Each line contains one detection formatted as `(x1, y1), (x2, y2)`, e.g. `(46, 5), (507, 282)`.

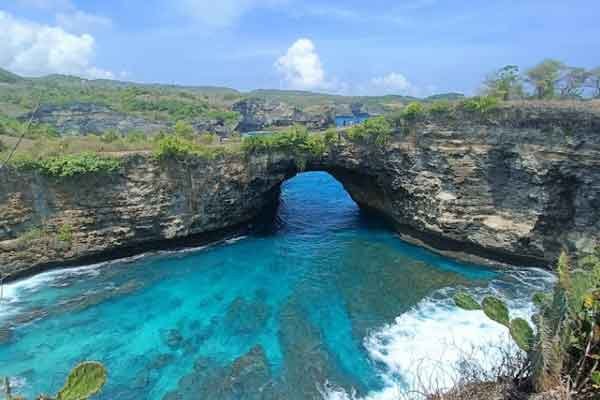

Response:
(1, 0), (599, 96)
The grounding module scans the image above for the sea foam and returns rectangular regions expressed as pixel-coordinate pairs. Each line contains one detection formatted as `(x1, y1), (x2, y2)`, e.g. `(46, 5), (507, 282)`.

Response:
(323, 268), (555, 400)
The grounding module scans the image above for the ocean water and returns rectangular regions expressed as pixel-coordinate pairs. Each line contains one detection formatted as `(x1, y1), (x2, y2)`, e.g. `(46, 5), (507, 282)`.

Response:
(0, 172), (554, 399)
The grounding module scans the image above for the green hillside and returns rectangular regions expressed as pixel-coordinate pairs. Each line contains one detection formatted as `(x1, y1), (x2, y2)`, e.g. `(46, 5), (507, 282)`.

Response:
(0, 68), (23, 84)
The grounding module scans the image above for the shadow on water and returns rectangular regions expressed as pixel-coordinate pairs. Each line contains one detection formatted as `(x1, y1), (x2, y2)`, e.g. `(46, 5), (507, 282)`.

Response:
(0, 172), (547, 400)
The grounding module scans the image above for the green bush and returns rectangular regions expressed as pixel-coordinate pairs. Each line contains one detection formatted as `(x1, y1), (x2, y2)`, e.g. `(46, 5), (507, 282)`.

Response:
(401, 102), (426, 120)
(173, 121), (195, 139)
(153, 135), (224, 160)
(306, 133), (326, 156)
(346, 116), (392, 145)
(386, 102), (427, 129)
(242, 125), (326, 156)
(461, 95), (500, 114)
(428, 100), (453, 115)
(12, 153), (121, 177)
(57, 224), (74, 243)
(153, 135), (199, 159)
(324, 128), (339, 145)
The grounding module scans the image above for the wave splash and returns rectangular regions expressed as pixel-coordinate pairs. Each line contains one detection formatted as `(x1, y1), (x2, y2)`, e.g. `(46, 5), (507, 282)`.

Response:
(323, 268), (555, 400)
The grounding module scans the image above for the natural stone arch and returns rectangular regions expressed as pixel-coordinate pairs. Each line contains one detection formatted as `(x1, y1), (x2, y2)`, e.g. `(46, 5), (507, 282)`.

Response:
(1, 103), (600, 280)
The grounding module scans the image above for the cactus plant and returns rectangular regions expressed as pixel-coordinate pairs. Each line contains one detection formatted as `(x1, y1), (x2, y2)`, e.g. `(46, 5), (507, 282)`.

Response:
(452, 291), (481, 310)
(454, 293), (535, 353)
(4, 362), (108, 400)
(510, 317), (534, 352)
(482, 296), (510, 327)
(56, 362), (107, 400)
(532, 292), (548, 307)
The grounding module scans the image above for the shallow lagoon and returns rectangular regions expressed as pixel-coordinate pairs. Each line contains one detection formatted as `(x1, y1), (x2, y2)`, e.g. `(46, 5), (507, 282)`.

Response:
(0, 172), (553, 399)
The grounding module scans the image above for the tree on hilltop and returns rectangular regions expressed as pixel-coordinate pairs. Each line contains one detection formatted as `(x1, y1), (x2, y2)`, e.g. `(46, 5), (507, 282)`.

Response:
(483, 65), (524, 100)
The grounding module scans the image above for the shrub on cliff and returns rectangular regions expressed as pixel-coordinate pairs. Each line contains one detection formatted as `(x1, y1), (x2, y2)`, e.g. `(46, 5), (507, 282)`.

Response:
(346, 116), (392, 145)
(12, 153), (121, 177)
(401, 102), (426, 120)
(428, 100), (453, 115)
(387, 102), (428, 128)
(461, 95), (500, 114)
(153, 135), (201, 159)
(153, 134), (226, 160)
(483, 65), (524, 100)
(324, 128), (339, 145)
(173, 121), (195, 139)
(241, 125), (326, 157)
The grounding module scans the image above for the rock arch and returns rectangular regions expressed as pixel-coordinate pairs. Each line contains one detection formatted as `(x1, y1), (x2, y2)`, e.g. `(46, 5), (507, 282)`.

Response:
(1, 103), (600, 280)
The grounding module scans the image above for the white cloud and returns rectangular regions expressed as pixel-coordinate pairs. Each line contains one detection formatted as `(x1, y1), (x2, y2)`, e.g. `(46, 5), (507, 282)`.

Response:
(0, 11), (113, 79)
(177, 0), (286, 28)
(56, 10), (113, 34)
(273, 40), (432, 96)
(369, 72), (415, 95)
(275, 38), (327, 90)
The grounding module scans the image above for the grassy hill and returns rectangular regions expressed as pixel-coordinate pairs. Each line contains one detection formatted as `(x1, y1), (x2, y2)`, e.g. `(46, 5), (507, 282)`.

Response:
(0, 68), (23, 84)
(0, 68), (465, 137)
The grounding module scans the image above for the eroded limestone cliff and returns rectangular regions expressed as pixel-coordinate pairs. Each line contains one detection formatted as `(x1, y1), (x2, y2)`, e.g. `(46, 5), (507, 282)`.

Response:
(1, 102), (599, 280)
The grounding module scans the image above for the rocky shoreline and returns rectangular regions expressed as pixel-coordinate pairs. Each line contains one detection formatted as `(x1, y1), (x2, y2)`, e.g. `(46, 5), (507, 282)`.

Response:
(2, 102), (600, 281)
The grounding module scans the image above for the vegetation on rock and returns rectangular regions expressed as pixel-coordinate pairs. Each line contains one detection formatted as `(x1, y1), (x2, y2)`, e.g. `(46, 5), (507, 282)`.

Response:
(242, 125), (326, 156)
(461, 96), (500, 114)
(12, 153), (121, 177)
(152, 134), (227, 160)
(345, 116), (393, 145)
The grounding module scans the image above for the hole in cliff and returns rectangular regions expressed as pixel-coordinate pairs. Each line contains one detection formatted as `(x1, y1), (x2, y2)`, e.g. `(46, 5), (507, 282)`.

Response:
(254, 171), (391, 237)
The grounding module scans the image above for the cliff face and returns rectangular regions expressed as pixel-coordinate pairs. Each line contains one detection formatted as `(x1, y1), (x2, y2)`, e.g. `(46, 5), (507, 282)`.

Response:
(27, 103), (170, 135)
(0, 152), (296, 280)
(1, 103), (599, 280)
(232, 98), (334, 132)
(318, 103), (600, 266)
(26, 102), (239, 137)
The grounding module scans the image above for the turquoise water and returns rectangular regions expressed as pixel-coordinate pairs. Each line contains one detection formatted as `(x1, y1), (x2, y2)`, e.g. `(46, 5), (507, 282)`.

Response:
(0, 172), (554, 399)
(335, 115), (369, 127)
